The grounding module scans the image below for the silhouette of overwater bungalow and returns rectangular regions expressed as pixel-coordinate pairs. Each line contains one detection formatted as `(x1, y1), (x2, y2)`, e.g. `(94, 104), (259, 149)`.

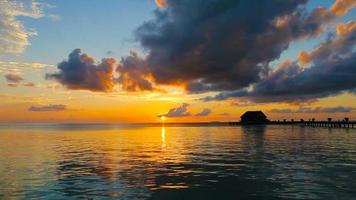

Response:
(240, 111), (269, 125)
(227, 111), (355, 128)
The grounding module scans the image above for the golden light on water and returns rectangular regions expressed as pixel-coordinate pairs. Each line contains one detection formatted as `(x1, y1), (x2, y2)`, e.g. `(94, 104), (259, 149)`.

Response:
(161, 126), (166, 148)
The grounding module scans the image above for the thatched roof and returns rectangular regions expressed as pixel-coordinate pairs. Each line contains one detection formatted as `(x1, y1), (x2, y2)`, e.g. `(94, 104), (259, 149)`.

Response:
(241, 111), (267, 119)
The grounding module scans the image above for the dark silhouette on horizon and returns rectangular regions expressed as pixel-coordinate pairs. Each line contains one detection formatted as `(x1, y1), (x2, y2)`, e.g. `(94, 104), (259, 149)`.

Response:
(240, 111), (269, 125)
(228, 111), (355, 129)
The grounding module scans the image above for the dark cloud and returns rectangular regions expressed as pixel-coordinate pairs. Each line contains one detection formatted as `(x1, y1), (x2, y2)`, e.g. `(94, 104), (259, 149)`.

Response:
(29, 105), (67, 112)
(195, 108), (212, 117)
(47, 49), (116, 92)
(203, 21), (356, 103)
(116, 51), (156, 92)
(270, 106), (355, 113)
(132, 0), (351, 93)
(4, 73), (23, 83)
(51, 0), (354, 100)
(201, 90), (248, 102)
(159, 103), (212, 118)
(52, 0), (354, 98)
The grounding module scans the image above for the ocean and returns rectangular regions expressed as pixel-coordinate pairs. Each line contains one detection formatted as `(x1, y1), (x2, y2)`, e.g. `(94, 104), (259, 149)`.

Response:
(0, 124), (355, 199)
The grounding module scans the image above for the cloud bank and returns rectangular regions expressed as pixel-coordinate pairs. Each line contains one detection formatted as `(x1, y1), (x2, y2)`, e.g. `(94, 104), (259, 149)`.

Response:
(203, 20), (356, 103)
(0, 0), (46, 54)
(29, 105), (67, 112)
(4, 73), (23, 83)
(159, 103), (191, 117)
(195, 108), (212, 117)
(270, 106), (355, 113)
(158, 103), (212, 118)
(133, 0), (353, 93)
(52, 0), (355, 106)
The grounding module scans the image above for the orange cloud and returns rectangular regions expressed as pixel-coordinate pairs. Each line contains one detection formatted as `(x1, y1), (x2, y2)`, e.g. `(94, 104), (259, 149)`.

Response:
(298, 51), (317, 65)
(274, 0), (355, 33)
(274, 15), (292, 28)
(336, 21), (356, 36)
(331, 0), (356, 16)
(155, 0), (167, 8)
(299, 21), (356, 65)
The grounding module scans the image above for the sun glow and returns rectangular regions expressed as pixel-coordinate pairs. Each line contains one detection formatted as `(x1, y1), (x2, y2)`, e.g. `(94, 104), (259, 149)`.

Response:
(160, 116), (166, 122)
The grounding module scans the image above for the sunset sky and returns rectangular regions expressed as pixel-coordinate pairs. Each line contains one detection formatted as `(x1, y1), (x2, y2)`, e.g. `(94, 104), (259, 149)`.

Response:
(0, 0), (355, 123)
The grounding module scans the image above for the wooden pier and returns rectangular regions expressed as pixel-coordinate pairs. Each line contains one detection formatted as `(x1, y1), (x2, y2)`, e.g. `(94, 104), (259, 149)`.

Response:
(228, 118), (356, 129)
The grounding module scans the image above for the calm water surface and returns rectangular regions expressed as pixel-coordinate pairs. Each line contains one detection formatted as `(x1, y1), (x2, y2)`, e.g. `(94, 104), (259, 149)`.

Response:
(0, 124), (355, 199)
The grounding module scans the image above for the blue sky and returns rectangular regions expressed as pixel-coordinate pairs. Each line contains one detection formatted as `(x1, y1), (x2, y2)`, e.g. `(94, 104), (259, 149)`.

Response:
(5, 0), (157, 64)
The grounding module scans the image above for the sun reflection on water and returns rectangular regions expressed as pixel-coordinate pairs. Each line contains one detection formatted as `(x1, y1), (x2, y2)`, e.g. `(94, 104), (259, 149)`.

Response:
(161, 126), (166, 149)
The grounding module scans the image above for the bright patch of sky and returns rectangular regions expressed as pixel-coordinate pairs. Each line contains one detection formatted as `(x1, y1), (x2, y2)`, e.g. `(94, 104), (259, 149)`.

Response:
(3, 0), (157, 64)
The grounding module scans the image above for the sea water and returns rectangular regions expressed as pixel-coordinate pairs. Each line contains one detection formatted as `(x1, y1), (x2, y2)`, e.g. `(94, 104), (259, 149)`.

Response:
(0, 124), (355, 199)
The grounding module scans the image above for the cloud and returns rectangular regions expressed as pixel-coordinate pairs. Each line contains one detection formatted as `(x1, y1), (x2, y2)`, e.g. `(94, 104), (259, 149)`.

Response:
(50, 49), (159, 92)
(53, 0), (354, 98)
(195, 108), (212, 117)
(203, 21), (356, 103)
(7, 83), (18, 87)
(130, 0), (353, 93)
(299, 21), (356, 65)
(116, 51), (156, 92)
(0, 0), (46, 54)
(155, 0), (167, 8)
(270, 106), (355, 113)
(331, 0), (356, 16)
(4, 73), (23, 83)
(0, 61), (53, 73)
(320, 106), (355, 113)
(24, 82), (36, 87)
(220, 112), (230, 116)
(28, 105), (67, 112)
(336, 20), (356, 36)
(47, 14), (61, 22)
(47, 49), (116, 92)
(158, 103), (191, 118)
(158, 103), (212, 118)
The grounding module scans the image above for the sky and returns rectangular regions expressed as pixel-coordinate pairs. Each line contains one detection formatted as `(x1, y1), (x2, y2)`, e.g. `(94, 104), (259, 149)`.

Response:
(0, 0), (355, 123)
